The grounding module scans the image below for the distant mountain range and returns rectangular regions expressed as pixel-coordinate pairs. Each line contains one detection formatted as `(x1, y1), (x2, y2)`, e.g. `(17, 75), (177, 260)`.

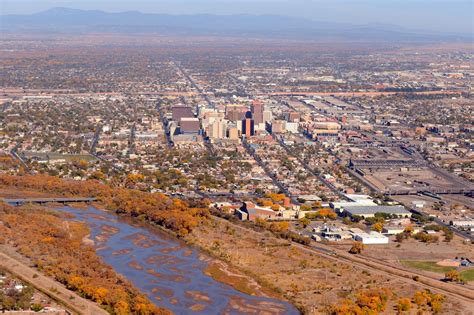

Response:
(1, 7), (469, 41)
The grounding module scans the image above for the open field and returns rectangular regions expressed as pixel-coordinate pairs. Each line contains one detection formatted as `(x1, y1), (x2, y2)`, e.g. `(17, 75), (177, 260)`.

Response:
(400, 261), (456, 274)
(461, 270), (474, 282)
(400, 261), (474, 282)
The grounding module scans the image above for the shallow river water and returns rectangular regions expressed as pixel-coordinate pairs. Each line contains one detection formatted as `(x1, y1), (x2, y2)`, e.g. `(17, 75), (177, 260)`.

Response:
(56, 206), (299, 315)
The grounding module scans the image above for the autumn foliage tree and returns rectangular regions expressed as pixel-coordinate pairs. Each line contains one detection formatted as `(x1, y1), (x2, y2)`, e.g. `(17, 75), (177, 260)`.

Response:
(412, 290), (444, 313)
(444, 270), (462, 283)
(349, 241), (365, 254)
(0, 203), (170, 315)
(371, 222), (384, 233)
(0, 174), (209, 237)
(397, 298), (411, 312)
(331, 288), (392, 314)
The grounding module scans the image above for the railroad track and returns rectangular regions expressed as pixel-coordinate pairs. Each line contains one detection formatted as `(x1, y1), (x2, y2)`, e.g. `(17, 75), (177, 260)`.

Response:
(297, 244), (474, 304)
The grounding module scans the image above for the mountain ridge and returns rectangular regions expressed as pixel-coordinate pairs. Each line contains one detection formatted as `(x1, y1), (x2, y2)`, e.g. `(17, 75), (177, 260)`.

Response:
(1, 7), (470, 41)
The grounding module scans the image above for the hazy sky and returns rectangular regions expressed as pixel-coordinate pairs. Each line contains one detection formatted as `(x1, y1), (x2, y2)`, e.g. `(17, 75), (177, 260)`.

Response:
(1, 0), (473, 34)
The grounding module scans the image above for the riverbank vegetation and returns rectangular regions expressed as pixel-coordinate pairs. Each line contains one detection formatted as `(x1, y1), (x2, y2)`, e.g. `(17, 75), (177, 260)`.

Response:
(0, 174), (209, 236)
(0, 202), (170, 315)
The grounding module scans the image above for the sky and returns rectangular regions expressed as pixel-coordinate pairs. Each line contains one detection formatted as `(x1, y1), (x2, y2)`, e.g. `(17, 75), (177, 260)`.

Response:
(1, 0), (473, 34)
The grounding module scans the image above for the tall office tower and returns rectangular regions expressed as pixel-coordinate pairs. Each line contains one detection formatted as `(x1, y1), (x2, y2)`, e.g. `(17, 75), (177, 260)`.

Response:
(263, 110), (272, 124)
(242, 118), (255, 138)
(208, 119), (227, 139)
(250, 100), (264, 125)
(225, 105), (247, 121)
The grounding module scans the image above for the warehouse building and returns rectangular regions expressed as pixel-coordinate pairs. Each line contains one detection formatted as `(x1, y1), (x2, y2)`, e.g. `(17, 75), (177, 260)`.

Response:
(340, 205), (411, 218)
(351, 230), (389, 244)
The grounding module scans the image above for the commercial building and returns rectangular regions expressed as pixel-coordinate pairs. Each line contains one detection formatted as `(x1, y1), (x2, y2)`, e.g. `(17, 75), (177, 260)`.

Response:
(340, 205), (411, 218)
(263, 110), (272, 124)
(251, 100), (264, 125)
(287, 111), (300, 122)
(180, 117), (200, 134)
(172, 106), (194, 121)
(271, 120), (286, 133)
(226, 105), (247, 121)
(352, 231), (389, 244)
(228, 126), (240, 140)
(208, 119), (227, 140)
(382, 225), (421, 235)
(236, 201), (277, 221)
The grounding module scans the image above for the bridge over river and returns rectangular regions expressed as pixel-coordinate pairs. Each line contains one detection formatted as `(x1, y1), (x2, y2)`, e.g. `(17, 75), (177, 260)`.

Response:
(2, 197), (96, 206)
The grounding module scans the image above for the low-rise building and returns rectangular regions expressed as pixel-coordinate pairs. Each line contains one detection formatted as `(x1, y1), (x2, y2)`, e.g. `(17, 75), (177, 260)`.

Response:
(340, 205), (411, 218)
(352, 231), (389, 244)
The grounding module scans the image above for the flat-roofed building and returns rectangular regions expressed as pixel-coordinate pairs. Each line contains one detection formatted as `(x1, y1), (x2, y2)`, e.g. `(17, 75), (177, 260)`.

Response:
(353, 231), (389, 244)
(271, 120), (286, 133)
(180, 117), (200, 134)
(172, 106), (194, 121)
(228, 126), (240, 140)
(341, 205), (411, 218)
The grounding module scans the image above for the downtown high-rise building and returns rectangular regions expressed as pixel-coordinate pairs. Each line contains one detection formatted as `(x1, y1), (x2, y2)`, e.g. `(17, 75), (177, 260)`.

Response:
(250, 100), (264, 125)
(242, 118), (255, 138)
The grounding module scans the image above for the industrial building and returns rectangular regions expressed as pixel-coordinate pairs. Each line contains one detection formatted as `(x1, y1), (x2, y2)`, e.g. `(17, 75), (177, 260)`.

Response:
(340, 205), (411, 218)
(350, 229), (389, 244)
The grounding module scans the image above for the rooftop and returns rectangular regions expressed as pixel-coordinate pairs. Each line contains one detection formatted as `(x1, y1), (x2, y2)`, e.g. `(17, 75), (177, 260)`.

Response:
(343, 205), (410, 215)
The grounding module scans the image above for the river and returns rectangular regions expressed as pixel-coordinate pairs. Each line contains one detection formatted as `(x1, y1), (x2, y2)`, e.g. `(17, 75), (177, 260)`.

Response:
(56, 206), (299, 315)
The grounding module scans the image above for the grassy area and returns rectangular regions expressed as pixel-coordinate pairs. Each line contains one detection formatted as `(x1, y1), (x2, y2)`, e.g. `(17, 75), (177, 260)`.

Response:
(400, 260), (455, 274)
(460, 269), (474, 282)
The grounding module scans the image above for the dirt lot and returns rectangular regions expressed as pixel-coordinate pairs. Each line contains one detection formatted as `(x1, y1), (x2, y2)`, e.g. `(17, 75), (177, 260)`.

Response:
(366, 168), (461, 192)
